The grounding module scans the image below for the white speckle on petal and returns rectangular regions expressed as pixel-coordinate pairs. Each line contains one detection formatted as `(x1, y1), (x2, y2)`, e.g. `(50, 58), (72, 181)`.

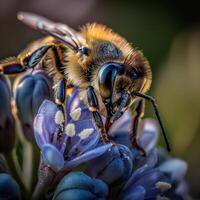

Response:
(156, 181), (171, 192)
(78, 128), (94, 140)
(65, 123), (75, 137)
(70, 107), (81, 121)
(54, 111), (64, 125)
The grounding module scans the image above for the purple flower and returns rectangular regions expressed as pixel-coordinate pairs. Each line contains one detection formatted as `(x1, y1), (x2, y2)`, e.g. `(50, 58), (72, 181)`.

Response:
(85, 144), (133, 186)
(34, 88), (112, 172)
(108, 113), (159, 155)
(119, 164), (171, 200)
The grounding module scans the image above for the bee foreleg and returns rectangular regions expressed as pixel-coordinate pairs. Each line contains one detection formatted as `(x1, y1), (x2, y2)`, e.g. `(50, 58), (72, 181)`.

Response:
(87, 86), (110, 143)
(131, 99), (146, 156)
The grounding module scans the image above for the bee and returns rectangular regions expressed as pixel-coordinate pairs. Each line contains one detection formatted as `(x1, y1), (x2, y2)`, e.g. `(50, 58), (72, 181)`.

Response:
(0, 12), (170, 153)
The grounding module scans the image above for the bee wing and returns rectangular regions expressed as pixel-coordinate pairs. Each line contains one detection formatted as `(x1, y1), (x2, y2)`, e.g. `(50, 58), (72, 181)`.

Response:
(17, 12), (84, 52)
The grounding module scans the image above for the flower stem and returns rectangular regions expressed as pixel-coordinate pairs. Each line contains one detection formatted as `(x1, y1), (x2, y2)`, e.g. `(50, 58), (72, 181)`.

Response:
(4, 151), (28, 199)
(31, 164), (55, 200)
(30, 143), (40, 192)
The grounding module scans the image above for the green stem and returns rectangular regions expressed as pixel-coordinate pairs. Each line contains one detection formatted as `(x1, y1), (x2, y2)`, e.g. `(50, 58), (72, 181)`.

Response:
(4, 151), (28, 199)
(31, 164), (55, 200)
(30, 143), (40, 192)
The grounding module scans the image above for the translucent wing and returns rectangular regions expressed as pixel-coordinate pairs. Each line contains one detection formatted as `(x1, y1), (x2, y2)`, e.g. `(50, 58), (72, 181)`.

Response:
(17, 12), (83, 52)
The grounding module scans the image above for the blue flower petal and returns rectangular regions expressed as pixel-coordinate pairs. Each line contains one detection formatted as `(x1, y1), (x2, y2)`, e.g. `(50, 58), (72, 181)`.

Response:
(63, 144), (113, 170)
(158, 159), (188, 182)
(139, 119), (159, 154)
(122, 186), (146, 200)
(41, 144), (65, 172)
(54, 189), (96, 200)
(108, 111), (132, 148)
(0, 173), (21, 200)
(34, 100), (61, 147)
(86, 144), (133, 185)
(122, 168), (170, 199)
(53, 172), (108, 200)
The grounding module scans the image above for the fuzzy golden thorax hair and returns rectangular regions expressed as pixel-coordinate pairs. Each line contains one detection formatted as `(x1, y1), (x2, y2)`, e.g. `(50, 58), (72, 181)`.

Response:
(66, 23), (152, 95)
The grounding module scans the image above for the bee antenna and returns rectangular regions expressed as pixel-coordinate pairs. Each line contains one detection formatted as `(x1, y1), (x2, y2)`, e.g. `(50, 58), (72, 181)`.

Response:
(133, 92), (171, 152)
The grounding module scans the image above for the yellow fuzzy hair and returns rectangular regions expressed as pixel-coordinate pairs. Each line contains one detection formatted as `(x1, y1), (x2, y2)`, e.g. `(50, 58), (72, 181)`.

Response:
(81, 23), (134, 57)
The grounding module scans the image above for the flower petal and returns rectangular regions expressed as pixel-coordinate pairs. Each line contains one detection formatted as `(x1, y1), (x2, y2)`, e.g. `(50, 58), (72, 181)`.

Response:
(0, 173), (21, 200)
(139, 119), (159, 153)
(158, 159), (188, 182)
(63, 144), (113, 170)
(85, 144), (133, 185)
(34, 100), (61, 147)
(41, 144), (64, 172)
(121, 185), (146, 200)
(53, 172), (108, 200)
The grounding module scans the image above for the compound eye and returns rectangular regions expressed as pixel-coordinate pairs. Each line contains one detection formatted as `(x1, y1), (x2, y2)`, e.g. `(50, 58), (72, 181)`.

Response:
(98, 63), (123, 99)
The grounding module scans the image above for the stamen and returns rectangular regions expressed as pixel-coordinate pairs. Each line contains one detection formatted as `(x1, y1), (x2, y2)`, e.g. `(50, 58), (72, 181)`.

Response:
(70, 107), (81, 121)
(156, 181), (171, 192)
(54, 110), (64, 125)
(65, 123), (75, 137)
(78, 128), (94, 140)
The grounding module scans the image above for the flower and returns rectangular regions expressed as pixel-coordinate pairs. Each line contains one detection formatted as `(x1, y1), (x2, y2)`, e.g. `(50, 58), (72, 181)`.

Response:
(14, 70), (53, 141)
(0, 75), (15, 152)
(85, 144), (133, 186)
(158, 156), (188, 199)
(84, 114), (189, 200)
(0, 173), (21, 200)
(53, 172), (108, 200)
(34, 88), (112, 172)
(109, 115), (159, 156)
(119, 164), (171, 200)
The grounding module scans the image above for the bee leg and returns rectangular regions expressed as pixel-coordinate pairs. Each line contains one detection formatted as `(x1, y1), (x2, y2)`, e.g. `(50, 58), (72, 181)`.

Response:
(87, 86), (110, 143)
(131, 99), (146, 156)
(26, 45), (53, 68)
(0, 45), (52, 75)
(54, 78), (67, 136)
(0, 57), (27, 75)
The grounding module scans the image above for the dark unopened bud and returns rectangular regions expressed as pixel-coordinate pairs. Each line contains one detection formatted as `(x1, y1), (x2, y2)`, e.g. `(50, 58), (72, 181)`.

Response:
(14, 70), (53, 141)
(85, 144), (133, 186)
(53, 172), (108, 200)
(0, 75), (15, 152)
(0, 173), (21, 200)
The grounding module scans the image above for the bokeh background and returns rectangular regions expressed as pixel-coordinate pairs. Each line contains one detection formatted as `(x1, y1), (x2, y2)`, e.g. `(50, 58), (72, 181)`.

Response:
(0, 0), (200, 198)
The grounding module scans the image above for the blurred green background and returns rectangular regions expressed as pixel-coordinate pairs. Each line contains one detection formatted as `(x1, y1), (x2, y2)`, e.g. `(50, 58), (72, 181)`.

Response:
(0, 0), (200, 198)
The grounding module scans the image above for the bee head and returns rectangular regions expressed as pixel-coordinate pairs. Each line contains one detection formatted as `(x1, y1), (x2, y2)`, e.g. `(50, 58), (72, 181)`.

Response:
(97, 51), (152, 119)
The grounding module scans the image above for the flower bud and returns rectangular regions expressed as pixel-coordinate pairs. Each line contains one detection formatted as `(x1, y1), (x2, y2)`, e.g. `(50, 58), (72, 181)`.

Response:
(0, 173), (21, 199)
(53, 172), (108, 200)
(0, 75), (15, 152)
(14, 70), (53, 141)
(85, 144), (133, 186)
